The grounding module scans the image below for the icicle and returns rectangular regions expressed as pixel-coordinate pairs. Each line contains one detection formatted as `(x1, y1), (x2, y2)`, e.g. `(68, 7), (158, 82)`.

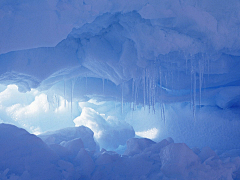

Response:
(121, 83), (124, 114)
(165, 74), (167, 88)
(143, 69), (146, 109)
(135, 82), (138, 110)
(190, 56), (194, 109)
(70, 80), (73, 120)
(70, 79), (76, 120)
(159, 66), (165, 122)
(170, 62), (173, 89)
(132, 79), (135, 111)
(148, 77), (151, 113)
(146, 69), (149, 109)
(161, 103), (166, 124)
(63, 79), (66, 108)
(152, 80), (156, 114)
(190, 55), (197, 120)
(193, 69), (196, 120)
(199, 58), (203, 108)
(208, 55), (210, 81)
(190, 60), (193, 109)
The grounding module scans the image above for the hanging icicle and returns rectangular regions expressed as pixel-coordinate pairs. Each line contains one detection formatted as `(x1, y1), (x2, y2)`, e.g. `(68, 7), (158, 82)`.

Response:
(70, 78), (76, 120)
(63, 79), (66, 108)
(143, 69), (146, 110)
(132, 79), (135, 111)
(121, 82), (124, 114)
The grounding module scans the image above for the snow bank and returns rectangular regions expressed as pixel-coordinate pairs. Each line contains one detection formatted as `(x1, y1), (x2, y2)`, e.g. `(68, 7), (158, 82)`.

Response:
(1, 123), (240, 179)
(0, 123), (63, 179)
(73, 107), (135, 150)
(39, 126), (98, 151)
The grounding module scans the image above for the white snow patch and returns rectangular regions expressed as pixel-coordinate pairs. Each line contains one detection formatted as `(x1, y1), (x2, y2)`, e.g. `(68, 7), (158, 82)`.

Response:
(136, 128), (159, 139)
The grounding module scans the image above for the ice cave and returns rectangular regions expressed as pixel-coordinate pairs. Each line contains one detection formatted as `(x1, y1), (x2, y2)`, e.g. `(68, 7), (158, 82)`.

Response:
(0, 0), (240, 179)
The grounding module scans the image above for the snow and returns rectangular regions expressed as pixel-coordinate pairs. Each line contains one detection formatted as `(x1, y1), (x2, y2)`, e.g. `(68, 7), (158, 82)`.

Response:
(0, 0), (240, 179)
(73, 107), (135, 150)
(39, 126), (98, 151)
(0, 123), (240, 179)
(0, 123), (63, 180)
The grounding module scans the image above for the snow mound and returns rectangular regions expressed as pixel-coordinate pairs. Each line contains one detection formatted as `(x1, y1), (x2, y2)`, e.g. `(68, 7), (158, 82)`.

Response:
(60, 138), (84, 156)
(0, 123), (63, 179)
(124, 138), (156, 156)
(1, 123), (240, 180)
(73, 107), (135, 150)
(160, 143), (200, 179)
(38, 125), (98, 151)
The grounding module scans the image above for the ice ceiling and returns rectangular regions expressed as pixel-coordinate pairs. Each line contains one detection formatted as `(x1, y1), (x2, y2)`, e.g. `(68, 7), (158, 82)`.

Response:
(0, 0), (240, 151)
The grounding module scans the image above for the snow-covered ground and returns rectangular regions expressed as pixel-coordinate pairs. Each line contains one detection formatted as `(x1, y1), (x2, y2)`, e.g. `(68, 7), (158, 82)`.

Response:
(1, 123), (240, 180)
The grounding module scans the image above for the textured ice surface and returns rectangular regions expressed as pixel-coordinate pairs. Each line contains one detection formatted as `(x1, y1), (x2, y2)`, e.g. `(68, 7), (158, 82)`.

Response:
(1, 123), (240, 179)
(0, 123), (63, 179)
(39, 126), (98, 151)
(73, 107), (135, 150)
(0, 0), (240, 178)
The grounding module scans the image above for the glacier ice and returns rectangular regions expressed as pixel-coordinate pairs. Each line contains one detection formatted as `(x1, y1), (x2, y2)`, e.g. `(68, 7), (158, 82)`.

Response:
(1, 0), (240, 179)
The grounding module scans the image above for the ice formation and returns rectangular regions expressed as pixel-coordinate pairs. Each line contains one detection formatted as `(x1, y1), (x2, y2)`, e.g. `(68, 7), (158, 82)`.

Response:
(0, 0), (240, 179)
(1, 123), (240, 179)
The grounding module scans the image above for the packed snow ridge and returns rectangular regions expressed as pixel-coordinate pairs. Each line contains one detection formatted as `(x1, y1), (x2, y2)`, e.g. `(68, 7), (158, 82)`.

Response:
(1, 123), (240, 180)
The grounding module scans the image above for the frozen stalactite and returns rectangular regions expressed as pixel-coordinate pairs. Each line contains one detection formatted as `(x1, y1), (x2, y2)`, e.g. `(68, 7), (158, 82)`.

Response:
(144, 65), (157, 113)
(161, 103), (166, 124)
(193, 69), (196, 120)
(70, 79), (76, 120)
(151, 76), (156, 114)
(148, 77), (151, 113)
(143, 69), (146, 110)
(54, 94), (59, 111)
(131, 79), (135, 111)
(199, 56), (204, 108)
(190, 55), (197, 120)
(132, 79), (139, 112)
(63, 79), (66, 108)
(158, 66), (166, 123)
(164, 74), (168, 88)
(146, 69), (149, 110)
(207, 54), (210, 81)
(121, 82), (124, 114)
(191, 62), (197, 120)
(70, 80), (73, 120)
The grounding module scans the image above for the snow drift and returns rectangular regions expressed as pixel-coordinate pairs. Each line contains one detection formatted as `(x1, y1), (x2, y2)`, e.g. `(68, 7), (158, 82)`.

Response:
(1, 123), (240, 179)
